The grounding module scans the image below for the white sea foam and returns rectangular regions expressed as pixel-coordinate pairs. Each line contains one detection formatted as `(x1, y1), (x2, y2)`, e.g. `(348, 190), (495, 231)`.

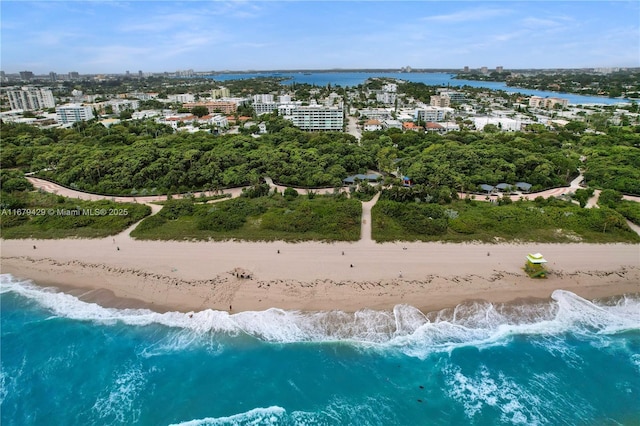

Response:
(2, 274), (639, 357)
(445, 365), (545, 425)
(170, 406), (286, 426)
(91, 364), (146, 423)
(171, 397), (393, 426)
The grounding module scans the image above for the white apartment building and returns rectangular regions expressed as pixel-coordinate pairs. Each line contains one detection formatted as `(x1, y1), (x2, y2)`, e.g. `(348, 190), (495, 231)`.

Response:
(359, 108), (392, 120)
(252, 94), (277, 116)
(253, 102), (278, 115)
(168, 93), (195, 103)
(8, 87), (55, 110)
(283, 104), (344, 131)
(473, 117), (520, 132)
(253, 94), (274, 103)
(106, 99), (139, 113)
(376, 92), (397, 105)
(56, 104), (94, 124)
(255, 96), (303, 116)
(382, 83), (397, 93)
(415, 106), (448, 122)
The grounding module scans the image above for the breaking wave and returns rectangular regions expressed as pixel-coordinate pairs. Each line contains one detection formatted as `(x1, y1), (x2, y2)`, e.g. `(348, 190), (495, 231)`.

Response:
(2, 274), (639, 357)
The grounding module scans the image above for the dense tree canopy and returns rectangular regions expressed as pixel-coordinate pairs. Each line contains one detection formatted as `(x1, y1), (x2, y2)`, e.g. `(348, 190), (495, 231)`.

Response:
(2, 120), (638, 196)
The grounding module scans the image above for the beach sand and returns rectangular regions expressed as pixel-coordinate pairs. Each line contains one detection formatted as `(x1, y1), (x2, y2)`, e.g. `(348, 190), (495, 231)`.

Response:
(1, 238), (638, 313)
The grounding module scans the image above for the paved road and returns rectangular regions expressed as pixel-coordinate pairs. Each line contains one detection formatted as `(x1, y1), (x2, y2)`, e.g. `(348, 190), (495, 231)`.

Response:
(346, 116), (362, 141)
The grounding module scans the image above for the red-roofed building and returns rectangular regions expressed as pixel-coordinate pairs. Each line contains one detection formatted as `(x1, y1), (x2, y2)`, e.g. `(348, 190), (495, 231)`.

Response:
(402, 121), (422, 132)
(425, 122), (445, 133)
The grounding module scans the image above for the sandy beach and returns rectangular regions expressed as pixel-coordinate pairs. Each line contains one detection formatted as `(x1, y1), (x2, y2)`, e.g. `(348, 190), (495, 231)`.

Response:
(2, 238), (638, 313)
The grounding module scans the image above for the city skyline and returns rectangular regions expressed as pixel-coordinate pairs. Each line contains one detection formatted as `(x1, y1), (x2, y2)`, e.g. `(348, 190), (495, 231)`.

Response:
(1, 1), (639, 74)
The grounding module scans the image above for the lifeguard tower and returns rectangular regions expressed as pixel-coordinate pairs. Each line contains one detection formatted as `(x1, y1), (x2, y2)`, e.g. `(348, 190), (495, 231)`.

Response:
(525, 253), (548, 278)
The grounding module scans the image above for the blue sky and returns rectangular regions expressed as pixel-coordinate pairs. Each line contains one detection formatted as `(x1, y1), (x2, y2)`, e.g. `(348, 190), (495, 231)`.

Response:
(1, 1), (638, 74)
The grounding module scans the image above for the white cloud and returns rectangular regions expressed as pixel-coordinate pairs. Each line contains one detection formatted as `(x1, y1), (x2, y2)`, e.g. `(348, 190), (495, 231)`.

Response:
(422, 7), (512, 23)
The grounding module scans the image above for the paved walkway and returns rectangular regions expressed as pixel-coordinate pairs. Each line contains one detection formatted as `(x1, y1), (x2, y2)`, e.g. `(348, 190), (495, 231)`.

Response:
(26, 173), (640, 241)
(360, 193), (380, 244)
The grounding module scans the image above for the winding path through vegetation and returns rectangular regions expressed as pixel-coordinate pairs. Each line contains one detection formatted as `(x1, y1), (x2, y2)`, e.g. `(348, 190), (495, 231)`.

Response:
(25, 174), (640, 241)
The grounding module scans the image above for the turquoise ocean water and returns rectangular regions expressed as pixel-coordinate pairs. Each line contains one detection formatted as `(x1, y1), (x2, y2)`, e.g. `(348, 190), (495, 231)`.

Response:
(208, 71), (629, 105)
(1, 273), (639, 425)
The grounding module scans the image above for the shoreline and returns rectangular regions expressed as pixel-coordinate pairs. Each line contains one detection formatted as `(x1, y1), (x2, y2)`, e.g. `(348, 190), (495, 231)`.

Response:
(2, 239), (638, 314)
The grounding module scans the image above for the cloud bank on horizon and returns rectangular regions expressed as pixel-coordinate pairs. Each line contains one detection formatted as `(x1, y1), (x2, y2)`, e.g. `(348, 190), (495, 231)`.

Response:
(2, 1), (638, 74)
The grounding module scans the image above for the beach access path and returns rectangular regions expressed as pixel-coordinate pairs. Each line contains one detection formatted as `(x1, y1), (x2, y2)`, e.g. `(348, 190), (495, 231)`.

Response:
(3, 175), (638, 313)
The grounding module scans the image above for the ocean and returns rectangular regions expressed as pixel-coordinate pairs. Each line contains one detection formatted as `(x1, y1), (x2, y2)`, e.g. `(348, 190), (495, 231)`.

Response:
(1, 273), (639, 425)
(208, 71), (629, 105)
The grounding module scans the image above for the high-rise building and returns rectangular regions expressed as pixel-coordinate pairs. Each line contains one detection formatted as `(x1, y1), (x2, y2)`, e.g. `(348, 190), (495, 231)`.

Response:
(463, 66), (469, 72)
(69, 72), (80, 80)
(56, 104), (94, 123)
(480, 66), (488, 74)
(496, 66), (504, 73)
(7, 87), (56, 110)
(49, 72), (57, 82)
(283, 104), (344, 131)
(19, 71), (34, 81)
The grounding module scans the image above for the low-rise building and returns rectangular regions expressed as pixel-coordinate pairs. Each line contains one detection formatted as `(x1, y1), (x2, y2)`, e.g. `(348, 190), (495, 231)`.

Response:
(403, 121), (422, 132)
(430, 94), (451, 108)
(106, 99), (139, 113)
(529, 96), (569, 109)
(183, 101), (237, 114)
(382, 119), (402, 130)
(363, 119), (383, 131)
(56, 103), (94, 124)
(473, 117), (520, 132)
(168, 93), (195, 103)
(358, 108), (392, 120)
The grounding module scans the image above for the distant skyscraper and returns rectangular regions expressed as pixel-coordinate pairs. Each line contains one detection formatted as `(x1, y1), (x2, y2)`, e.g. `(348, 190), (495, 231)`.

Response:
(49, 72), (57, 82)
(481, 66), (488, 74)
(19, 71), (34, 81)
(69, 71), (79, 80)
(138, 70), (143, 77)
(496, 66), (504, 73)
(463, 66), (469, 72)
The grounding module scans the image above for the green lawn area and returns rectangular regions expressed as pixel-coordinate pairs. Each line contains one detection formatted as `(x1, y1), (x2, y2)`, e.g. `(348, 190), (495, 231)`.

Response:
(130, 194), (362, 241)
(0, 191), (151, 239)
(372, 198), (640, 243)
